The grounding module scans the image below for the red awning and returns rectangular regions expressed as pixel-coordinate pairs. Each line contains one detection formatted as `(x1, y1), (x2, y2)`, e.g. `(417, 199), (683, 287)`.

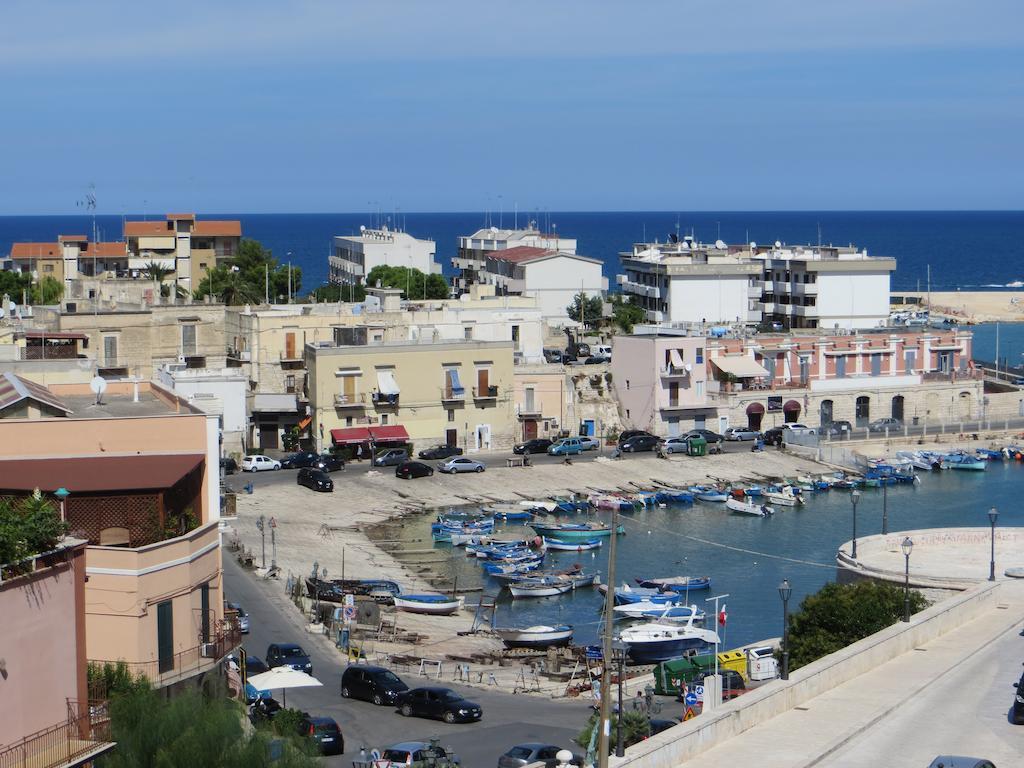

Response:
(0, 454), (205, 493)
(330, 427), (371, 445)
(369, 425), (409, 442)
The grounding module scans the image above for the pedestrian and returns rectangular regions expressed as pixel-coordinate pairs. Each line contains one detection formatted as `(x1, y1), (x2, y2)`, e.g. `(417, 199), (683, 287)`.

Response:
(611, 446), (622, 460)
(355, 443), (363, 462)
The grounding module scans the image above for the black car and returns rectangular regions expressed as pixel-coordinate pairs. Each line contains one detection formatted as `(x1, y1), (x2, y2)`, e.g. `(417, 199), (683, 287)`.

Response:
(513, 438), (553, 455)
(583, 355), (607, 365)
(297, 467), (334, 492)
(1013, 663), (1024, 724)
(297, 715), (344, 756)
(243, 655), (268, 676)
(682, 429), (724, 445)
(621, 434), (660, 452)
(396, 687), (482, 723)
(280, 451), (320, 469)
(340, 664), (409, 705)
(265, 643), (312, 674)
(543, 348), (564, 364)
(418, 444), (464, 460)
(396, 461), (434, 479)
(618, 430), (655, 445)
(220, 457), (238, 475)
(822, 420), (853, 438)
(314, 453), (345, 472)
(762, 427), (785, 446)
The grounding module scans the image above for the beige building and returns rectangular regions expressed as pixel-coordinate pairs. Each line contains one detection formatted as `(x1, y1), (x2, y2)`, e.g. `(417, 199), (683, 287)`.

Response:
(0, 380), (235, 689)
(512, 367), (574, 443)
(306, 338), (516, 453)
(124, 213), (242, 291)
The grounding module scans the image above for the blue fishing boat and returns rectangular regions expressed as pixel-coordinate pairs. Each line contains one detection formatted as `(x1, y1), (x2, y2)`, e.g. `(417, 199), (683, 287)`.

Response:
(543, 537), (602, 551)
(975, 448), (1004, 461)
(688, 486), (728, 503)
(531, 522), (625, 541)
(635, 576), (712, 592)
(942, 452), (987, 471)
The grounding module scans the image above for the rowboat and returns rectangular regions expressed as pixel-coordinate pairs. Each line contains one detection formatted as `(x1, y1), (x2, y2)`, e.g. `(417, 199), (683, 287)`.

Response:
(613, 602), (705, 621)
(494, 624), (573, 648)
(619, 617), (720, 663)
(590, 494), (638, 511)
(543, 537), (602, 551)
(635, 576), (711, 592)
(531, 522), (625, 541)
(393, 594), (465, 615)
(482, 558), (544, 575)
(688, 486), (728, 503)
(655, 488), (695, 503)
(942, 452), (987, 471)
(612, 585), (682, 605)
(725, 497), (774, 517)
(508, 581), (575, 598)
(489, 564), (582, 584)
(763, 486), (804, 507)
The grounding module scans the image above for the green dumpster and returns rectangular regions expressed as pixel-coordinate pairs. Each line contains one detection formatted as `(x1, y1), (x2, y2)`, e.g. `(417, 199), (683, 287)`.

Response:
(686, 436), (707, 457)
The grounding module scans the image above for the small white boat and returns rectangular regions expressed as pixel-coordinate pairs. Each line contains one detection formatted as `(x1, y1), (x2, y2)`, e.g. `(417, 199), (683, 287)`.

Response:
(763, 486), (804, 507)
(613, 602), (704, 621)
(493, 624), (573, 648)
(508, 582), (575, 598)
(393, 594), (465, 615)
(895, 451), (934, 471)
(725, 497), (774, 517)
(619, 616), (720, 663)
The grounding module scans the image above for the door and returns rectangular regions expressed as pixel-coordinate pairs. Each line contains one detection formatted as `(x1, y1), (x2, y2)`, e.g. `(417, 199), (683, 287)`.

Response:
(342, 375), (356, 403)
(260, 423), (279, 450)
(476, 424), (491, 450)
(871, 354), (882, 377)
(103, 336), (118, 365)
(157, 600), (174, 674)
(891, 395), (904, 422)
(524, 387), (535, 413)
(582, 419), (595, 436)
(477, 368), (490, 396)
(285, 332), (296, 360)
(835, 356), (847, 378)
(424, 690), (441, 717)
(667, 418), (680, 437)
(799, 357), (810, 386)
(820, 399), (834, 426)
(694, 414), (706, 429)
(669, 381), (679, 407)
(446, 428), (458, 447)
(855, 396), (870, 427)
(181, 324), (197, 357)
(200, 582), (210, 643)
(904, 349), (916, 373)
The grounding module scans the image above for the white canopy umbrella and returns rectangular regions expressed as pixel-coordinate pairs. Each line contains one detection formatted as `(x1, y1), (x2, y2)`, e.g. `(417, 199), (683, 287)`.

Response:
(247, 666), (322, 706)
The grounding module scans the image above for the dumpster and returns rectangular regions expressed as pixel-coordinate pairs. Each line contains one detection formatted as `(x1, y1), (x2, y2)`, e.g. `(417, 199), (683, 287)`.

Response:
(747, 646), (778, 681)
(686, 436), (707, 457)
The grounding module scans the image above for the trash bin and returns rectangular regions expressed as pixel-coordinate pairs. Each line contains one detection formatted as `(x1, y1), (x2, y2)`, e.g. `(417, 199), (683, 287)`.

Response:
(746, 646), (779, 681)
(687, 436), (707, 457)
(912, 416), (919, 426)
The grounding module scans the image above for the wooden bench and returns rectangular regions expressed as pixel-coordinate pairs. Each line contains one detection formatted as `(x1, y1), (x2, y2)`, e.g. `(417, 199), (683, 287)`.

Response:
(506, 457), (525, 468)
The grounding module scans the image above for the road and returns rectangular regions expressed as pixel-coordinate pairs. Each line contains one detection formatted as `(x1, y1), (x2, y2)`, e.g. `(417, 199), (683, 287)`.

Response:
(224, 555), (594, 767)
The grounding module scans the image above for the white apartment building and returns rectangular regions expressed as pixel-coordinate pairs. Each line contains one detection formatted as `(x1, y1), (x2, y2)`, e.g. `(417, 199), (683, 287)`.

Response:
(617, 237), (895, 330)
(485, 247), (607, 322)
(329, 226), (439, 287)
(452, 224), (578, 295)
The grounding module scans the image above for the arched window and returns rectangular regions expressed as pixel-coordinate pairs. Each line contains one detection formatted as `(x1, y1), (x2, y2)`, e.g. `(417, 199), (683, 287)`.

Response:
(891, 395), (904, 422)
(820, 399), (834, 426)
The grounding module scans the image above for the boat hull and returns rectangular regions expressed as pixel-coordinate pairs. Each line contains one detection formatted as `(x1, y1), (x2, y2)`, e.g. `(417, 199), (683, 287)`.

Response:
(494, 625), (573, 648)
(393, 595), (464, 615)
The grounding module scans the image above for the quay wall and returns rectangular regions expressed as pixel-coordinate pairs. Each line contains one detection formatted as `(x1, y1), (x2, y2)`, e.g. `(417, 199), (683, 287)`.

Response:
(609, 580), (1001, 768)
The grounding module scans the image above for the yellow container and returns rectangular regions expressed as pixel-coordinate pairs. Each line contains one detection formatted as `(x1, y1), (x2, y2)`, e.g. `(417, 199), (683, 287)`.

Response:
(717, 651), (748, 681)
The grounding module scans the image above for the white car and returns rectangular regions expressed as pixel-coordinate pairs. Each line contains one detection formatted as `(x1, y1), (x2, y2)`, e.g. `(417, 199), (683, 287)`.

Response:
(578, 436), (600, 451)
(242, 455), (282, 472)
(439, 457), (486, 474)
(781, 424), (816, 436)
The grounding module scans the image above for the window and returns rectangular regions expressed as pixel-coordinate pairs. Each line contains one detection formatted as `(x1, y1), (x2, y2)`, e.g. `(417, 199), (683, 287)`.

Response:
(381, 414), (389, 425)
(157, 600), (174, 674)
(345, 417), (353, 426)
(625, 409), (630, 420)
(625, 380), (630, 390)
(447, 409), (455, 423)
(181, 324), (197, 356)
(695, 380), (705, 398)
(103, 336), (118, 365)
(285, 375), (296, 393)
(464, 325), (473, 340)
(695, 347), (704, 364)
(511, 325), (520, 347)
(43, 264), (54, 273)
(835, 356), (847, 378)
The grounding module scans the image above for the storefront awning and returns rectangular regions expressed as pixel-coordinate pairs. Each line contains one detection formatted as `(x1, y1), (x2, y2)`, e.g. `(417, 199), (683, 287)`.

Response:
(0, 454), (204, 493)
(330, 427), (371, 445)
(376, 370), (400, 395)
(369, 425), (410, 442)
(711, 356), (770, 378)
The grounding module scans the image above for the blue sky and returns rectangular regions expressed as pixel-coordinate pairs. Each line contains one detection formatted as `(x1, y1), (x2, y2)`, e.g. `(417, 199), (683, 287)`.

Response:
(1, 0), (1021, 214)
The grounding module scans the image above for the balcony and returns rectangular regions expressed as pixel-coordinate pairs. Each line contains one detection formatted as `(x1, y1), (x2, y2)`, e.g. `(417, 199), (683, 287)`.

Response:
(441, 387), (466, 403)
(334, 392), (367, 408)
(659, 365), (690, 378)
(0, 701), (115, 768)
(372, 392), (400, 407)
(518, 404), (542, 419)
(791, 282), (819, 296)
(226, 347), (251, 362)
(473, 385), (499, 400)
(279, 350), (304, 364)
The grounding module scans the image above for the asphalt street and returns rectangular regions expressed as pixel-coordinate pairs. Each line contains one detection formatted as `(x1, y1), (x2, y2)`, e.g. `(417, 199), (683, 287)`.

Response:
(224, 556), (594, 767)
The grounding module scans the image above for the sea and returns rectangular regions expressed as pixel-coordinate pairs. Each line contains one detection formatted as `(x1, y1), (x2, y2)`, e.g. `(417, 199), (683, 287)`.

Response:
(2, 210), (1023, 293)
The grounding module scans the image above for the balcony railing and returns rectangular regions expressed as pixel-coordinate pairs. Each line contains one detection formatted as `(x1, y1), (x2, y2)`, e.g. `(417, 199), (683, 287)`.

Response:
(372, 392), (399, 407)
(279, 350), (304, 363)
(659, 365), (689, 378)
(441, 387), (466, 402)
(226, 347), (251, 361)
(473, 385), (499, 399)
(334, 392), (367, 408)
(0, 700), (114, 768)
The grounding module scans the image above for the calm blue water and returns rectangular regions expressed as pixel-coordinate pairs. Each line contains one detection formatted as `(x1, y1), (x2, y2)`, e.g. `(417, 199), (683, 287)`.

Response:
(971, 323), (1024, 369)
(2, 211), (1022, 293)
(417, 463), (1024, 649)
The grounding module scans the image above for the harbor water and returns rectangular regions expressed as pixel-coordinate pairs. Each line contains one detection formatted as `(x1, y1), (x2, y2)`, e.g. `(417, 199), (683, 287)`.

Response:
(400, 462), (1024, 649)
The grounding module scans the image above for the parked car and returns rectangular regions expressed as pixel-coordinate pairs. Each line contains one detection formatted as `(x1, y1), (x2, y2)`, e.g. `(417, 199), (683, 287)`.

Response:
(439, 457), (486, 474)
(396, 461), (434, 479)
(682, 429), (725, 446)
(226, 602), (249, 633)
(542, 348), (564, 364)
(241, 455), (281, 472)
(661, 436), (689, 454)
(781, 423), (816, 436)
(647, 719), (681, 737)
(242, 655), (269, 703)
(618, 430), (655, 445)
(763, 427), (785, 446)
(265, 643), (312, 674)
(513, 438), (553, 455)
(621, 434), (660, 452)
(418, 444), (464, 460)
(381, 741), (461, 767)
(723, 427), (760, 442)
(340, 665), (409, 705)
(374, 449), (409, 467)
(548, 437), (587, 456)
(220, 457), (238, 475)
(868, 417), (903, 432)
(280, 451), (320, 469)
(592, 344), (612, 360)
(314, 453), (345, 472)
(297, 715), (344, 756)
(498, 744), (582, 768)
(297, 467), (334, 492)
(577, 436), (600, 451)
(1012, 663), (1024, 724)
(583, 355), (607, 365)
(396, 687), (482, 723)
(822, 420), (853, 437)
(926, 759), (996, 768)
(675, 668), (745, 697)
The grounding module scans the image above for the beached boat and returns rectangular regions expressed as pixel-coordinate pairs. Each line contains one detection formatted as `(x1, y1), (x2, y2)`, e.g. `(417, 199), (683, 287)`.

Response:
(635, 576), (711, 592)
(494, 624), (574, 648)
(508, 581), (575, 598)
(655, 488), (695, 503)
(543, 537), (602, 551)
(619, 617), (720, 663)
(590, 493), (638, 511)
(688, 485), (728, 503)
(305, 577), (401, 602)
(613, 602), (705, 621)
(763, 486), (804, 507)
(393, 594), (465, 615)
(531, 522), (625, 541)
(725, 497), (774, 517)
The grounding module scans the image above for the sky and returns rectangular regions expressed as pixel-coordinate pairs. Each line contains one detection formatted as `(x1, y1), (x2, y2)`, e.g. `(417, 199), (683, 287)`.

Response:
(1, 0), (1022, 214)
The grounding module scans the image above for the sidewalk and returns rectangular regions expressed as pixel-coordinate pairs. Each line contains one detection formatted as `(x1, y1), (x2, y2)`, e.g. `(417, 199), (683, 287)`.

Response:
(682, 580), (1024, 767)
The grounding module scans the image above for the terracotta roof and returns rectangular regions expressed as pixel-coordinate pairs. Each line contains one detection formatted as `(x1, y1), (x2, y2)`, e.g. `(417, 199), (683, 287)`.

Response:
(58, 235), (88, 242)
(166, 213), (196, 220)
(82, 242), (127, 257)
(0, 372), (72, 416)
(0, 454), (205, 493)
(487, 246), (552, 263)
(124, 221), (172, 237)
(10, 242), (61, 259)
(194, 220), (241, 237)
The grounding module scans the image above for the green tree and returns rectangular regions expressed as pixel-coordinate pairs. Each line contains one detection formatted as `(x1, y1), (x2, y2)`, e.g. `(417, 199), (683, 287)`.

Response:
(610, 293), (646, 333)
(0, 270), (33, 301)
(577, 709), (652, 754)
(193, 239), (300, 305)
(0, 491), (69, 566)
(308, 282), (366, 303)
(30, 275), (63, 305)
(566, 292), (603, 328)
(365, 265), (448, 300)
(144, 261), (174, 298)
(785, 580), (929, 670)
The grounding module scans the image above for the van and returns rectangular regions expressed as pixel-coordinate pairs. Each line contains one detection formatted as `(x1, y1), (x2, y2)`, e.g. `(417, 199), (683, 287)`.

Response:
(592, 344), (612, 360)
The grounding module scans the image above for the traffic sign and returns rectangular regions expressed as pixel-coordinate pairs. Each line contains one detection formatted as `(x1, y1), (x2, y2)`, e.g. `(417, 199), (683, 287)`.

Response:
(682, 707), (696, 721)
(684, 692), (698, 707)
(585, 645), (603, 660)
(343, 606), (357, 623)
(694, 684), (704, 702)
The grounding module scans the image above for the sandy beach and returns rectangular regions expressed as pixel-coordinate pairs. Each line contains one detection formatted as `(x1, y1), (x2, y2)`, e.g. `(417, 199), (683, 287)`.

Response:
(895, 290), (1024, 323)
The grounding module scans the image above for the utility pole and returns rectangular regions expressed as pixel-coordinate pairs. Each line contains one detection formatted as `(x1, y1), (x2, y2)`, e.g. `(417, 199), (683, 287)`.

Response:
(597, 507), (619, 768)
(265, 264), (269, 305)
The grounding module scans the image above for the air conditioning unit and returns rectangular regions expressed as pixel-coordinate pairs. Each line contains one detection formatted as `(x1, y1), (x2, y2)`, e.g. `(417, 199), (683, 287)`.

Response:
(200, 642), (218, 658)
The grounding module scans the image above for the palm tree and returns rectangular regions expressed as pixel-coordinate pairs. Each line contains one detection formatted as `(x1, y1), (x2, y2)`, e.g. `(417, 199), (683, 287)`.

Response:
(143, 261), (174, 298)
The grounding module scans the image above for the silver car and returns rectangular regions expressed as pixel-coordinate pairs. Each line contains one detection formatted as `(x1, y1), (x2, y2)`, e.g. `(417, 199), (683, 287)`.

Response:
(498, 744), (582, 768)
(724, 427), (760, 441)
(439, 457), (486, 474)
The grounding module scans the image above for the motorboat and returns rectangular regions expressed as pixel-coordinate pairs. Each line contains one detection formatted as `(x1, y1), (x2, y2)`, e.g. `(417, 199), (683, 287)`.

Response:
(943, 452), (987, 471)
(688, 485), (728, 502)
(763, 486), (804, 507)
(613, 602), (705, 621)
(494, 624), (574, 648)
(619, 617), (720, 663)
(393, 594), (464, 615)
(635, 576), (711, 592)
(725, 497), (774, 517)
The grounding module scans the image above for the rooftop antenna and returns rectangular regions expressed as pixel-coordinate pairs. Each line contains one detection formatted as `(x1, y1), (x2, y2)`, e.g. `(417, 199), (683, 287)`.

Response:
(514, 201), (518, 230)
(90, 375), (108, 406)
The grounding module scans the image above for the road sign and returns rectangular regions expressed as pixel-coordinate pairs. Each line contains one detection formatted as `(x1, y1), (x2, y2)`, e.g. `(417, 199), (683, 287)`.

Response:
(343, 606), (357, 623)
(683, 707), (696, 721)
(684, 692), (698, 707)
(344, 594), (355, 607)
(694, 684), (704, 702)
(585, 645), (603, 660)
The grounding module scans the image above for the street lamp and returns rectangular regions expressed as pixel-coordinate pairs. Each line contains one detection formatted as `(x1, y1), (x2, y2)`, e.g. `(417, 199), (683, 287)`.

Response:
(778, 579), (792, 680)
(881, 477), (889, 535)
(54, 487), (70, 522)
(901, 537), (914, 622)
(988, 507), (999, 582)
(612, 640), (627, 757)
(850, 490), (861, 559)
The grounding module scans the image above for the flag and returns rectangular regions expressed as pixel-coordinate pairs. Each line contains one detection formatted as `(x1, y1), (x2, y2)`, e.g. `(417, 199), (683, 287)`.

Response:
(718, 604), (728, 627)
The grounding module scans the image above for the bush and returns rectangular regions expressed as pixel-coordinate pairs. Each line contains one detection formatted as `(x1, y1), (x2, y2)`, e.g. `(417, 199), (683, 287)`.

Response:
(0, 491), (69, 566)
(577, 709), (651, 754)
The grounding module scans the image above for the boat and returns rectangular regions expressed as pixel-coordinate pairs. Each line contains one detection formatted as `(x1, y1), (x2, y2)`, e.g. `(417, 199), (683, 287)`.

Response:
(543, 537), (602, 551)
(975, 448), (1004, 461)
(508, 581), (575, 598)
(688, 485), (728, 502)
(590, 493), (638, 511)
(489, 564), (582, 584)
(613, 585), (682, 605)
(492, 509), (535, 521)
(655, 488), (695, 503)
(493, 624), (574, 648)
(725, 497), (774, 517)
(763, 486), (804, 506)
(635, 576), (711, 592)
(482, 558), (544, 576)
(613, 602), (705, 621)
(619, 617), (721, 663)
(896, 450), (936, 471)
(531, 522), (625, 541)
(942, 452), (987, 471)
(393, 594), (465, 615)
(305, 577), (401, 602)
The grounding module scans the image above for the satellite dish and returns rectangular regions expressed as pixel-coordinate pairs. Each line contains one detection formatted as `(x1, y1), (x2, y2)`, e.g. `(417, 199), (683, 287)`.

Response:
(715, 239), (726, 249)
(750, 241), (757, 249)
(90, 375), (108, 404)
(774, 240), (782, 248)
(684, 363), (693, 372)
(359, 225), (366, 232)
(490, 226), (499, 234)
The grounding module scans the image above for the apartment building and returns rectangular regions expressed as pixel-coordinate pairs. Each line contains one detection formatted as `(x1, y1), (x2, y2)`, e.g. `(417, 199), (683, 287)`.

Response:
(329, 226), (439, 287)
(704, 328), (980, 430)
(124, 213), (241, 291)
(452, 224), (578, 295)
(485, 247), (607, 321)
(513, 367), (574, 443)
(610, 334), (719, 436)
(306, 338), (516, 453)
(617, 237), (895, 329)
(10, 235), (129, 287)
(0, 379), (235, 690)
